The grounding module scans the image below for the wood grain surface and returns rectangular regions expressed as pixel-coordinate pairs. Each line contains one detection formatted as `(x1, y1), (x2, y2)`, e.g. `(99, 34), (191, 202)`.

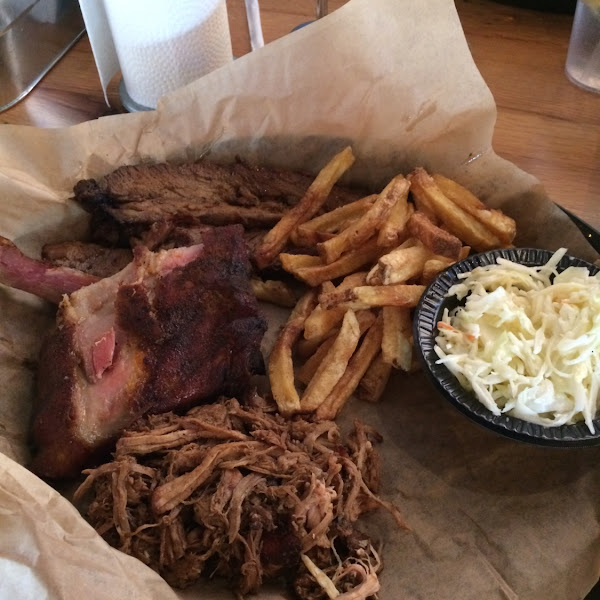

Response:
(1, 0), (598, 230)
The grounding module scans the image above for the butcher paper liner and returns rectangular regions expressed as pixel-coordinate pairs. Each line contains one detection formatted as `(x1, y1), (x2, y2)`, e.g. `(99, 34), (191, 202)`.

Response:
(0, 0), (598, 599)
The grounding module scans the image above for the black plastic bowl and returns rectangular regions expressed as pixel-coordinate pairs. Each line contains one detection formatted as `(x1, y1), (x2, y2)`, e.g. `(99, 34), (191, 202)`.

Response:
(413, 247), (600, 447)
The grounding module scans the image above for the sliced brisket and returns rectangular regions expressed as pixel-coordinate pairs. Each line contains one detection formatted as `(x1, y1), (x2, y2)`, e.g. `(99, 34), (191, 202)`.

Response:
(42, 241), (133, 278)
(74, 160), (364, 245)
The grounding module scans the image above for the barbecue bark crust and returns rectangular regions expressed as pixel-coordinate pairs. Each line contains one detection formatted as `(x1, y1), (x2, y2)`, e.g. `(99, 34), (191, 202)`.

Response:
(74, 159), (364, 245)
(30, 224), (268, 480)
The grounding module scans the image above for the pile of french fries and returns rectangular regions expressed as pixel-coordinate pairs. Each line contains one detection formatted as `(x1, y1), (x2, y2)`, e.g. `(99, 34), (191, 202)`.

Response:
(254, 146), (516, 420)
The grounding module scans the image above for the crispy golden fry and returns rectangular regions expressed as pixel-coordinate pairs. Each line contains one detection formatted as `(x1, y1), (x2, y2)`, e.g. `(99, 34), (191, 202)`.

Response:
(315, 314), (384, 420)
(407, 211), (463, 260)
(420, 257), (455, 285)
(296, 306), (376, 360)
(303, 273), (368, 341)
(296, 336), (337, 385)
(317, 175), (405, 264)
(291, 195), (377, 247)
(303, 281), (337, 340)
(409, 173), (439, 224)
(381, 306), (413, 371)
(303, 302), (346, 343)
(268, 290), (318, 415)
(366, 238), (418, 285)
(296, 331), (335, 360)
(254, 146), (355, 269)
(433, 173), (516, 245)
(354, 308), (378, 332)
(319, 284), (426, 311)
(356, 352), (392, 403)
(409, 168), (502, 251)
(338, 271), (369, 289)
(376, 242), (431, 285)
(365, 264), (383, 286)
(377, 176), (412, 247)
(264, 151), (518, 418)
(300, 310), (361, 412)
(285, 238), (382, 287)
(251, 277), (297, 308)
(432, 173), (486, 210)
(279, 253), (322, 272)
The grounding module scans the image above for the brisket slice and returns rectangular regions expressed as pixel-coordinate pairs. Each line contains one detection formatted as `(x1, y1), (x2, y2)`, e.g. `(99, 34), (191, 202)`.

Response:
(40, 222), (267, 280)
(42, 241), (133, 278)
(74, 160), (364, 245)
(31, 224), (268, 480)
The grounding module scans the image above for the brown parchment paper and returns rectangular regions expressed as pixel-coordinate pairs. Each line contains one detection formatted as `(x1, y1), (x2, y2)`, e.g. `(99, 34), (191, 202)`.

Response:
(0, 0), (599, 598)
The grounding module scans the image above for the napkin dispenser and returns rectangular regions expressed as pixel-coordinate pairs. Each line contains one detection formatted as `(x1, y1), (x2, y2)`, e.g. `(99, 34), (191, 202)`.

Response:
(0, 0), (85, 112)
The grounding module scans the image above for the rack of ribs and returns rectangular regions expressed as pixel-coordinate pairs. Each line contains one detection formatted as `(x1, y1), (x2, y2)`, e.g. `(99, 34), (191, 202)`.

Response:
(7, 224), (268, 479)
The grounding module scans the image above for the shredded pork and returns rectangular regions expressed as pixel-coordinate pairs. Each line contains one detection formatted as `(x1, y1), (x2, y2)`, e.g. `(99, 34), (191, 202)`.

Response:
(74, 395), (406, 599)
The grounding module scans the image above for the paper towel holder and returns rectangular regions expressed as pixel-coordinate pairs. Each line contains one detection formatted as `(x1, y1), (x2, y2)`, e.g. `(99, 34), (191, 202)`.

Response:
(118, 78), (152, 112)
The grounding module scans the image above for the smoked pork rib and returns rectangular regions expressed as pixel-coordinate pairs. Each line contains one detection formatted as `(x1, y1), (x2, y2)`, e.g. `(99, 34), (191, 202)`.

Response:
(0, 235), (99, 303)
(74, 160), (364, 245)
(31, 224), (268, 479)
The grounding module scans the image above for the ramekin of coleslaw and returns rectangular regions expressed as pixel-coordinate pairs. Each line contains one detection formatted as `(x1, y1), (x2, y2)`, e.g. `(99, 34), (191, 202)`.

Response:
(413, 247), (600, 446)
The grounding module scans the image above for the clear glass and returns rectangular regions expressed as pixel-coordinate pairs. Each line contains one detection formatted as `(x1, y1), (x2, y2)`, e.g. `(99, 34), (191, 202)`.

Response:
(565, 0), (600, 93)
(316, 0), (329, 19)
(291, 0), (329, 32)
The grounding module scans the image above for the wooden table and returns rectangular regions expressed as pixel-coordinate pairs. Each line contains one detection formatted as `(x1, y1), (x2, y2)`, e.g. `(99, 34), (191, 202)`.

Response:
(1, 3), (598, 597)
(1, 0), (599, 232)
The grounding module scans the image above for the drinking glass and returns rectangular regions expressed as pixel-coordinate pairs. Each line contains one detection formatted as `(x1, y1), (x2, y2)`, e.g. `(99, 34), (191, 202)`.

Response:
(293, 0), (329, 31)
(565, 0), (600, 93)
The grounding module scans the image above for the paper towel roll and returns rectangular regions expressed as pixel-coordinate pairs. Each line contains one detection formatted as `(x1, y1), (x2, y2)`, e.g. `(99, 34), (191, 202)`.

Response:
(80, 0), (233, 110)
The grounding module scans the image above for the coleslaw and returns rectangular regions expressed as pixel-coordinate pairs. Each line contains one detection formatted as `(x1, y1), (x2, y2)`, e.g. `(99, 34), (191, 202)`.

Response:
(434, 248), (600, 433)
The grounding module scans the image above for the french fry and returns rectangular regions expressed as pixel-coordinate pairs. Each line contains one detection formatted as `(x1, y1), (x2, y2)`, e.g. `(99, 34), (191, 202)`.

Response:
(420, 257), (455, 285)
(356, 352), (392, 403)
(300, 310), (361, 412)
(268, 290), (318, 415)
(409, 173), (439, 223)
(376, 243), (431, 285)
(407, 211), (463, 260)
(377, 176), (412, 247)
(303, 273), (368, 341)
(254, 146), (356, 269)
(365, 263), (383, 286)
(302, 306), (343, 344)
(432, 173), (486, 210)
(296, 306), (376, 360)
(296, 333), (334, 360)
(319, 284), (426, 311)
(366, 238), (419, 285)
(409, 168), (502, 251)
(315, 314), (384, 420)
(251, 277), (297, 307)
(291, 195), (377, 247)
(286, 238), (383, 287)
(317, 175), (406, 264)
(458, 246), (471, 260)
(279, 253), (322, 272)
(433, 173), (516, 245)
(381, 306), (413, 371)
(263, 150), (518, 419)
(296, 336), (337, 385)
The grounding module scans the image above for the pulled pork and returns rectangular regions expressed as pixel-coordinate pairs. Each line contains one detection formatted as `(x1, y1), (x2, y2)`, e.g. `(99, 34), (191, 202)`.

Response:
(74, 395), (406, 599)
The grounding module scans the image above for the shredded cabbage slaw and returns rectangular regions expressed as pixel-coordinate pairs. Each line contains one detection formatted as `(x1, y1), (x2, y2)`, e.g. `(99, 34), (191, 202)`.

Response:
(434, 248), (600, 433)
